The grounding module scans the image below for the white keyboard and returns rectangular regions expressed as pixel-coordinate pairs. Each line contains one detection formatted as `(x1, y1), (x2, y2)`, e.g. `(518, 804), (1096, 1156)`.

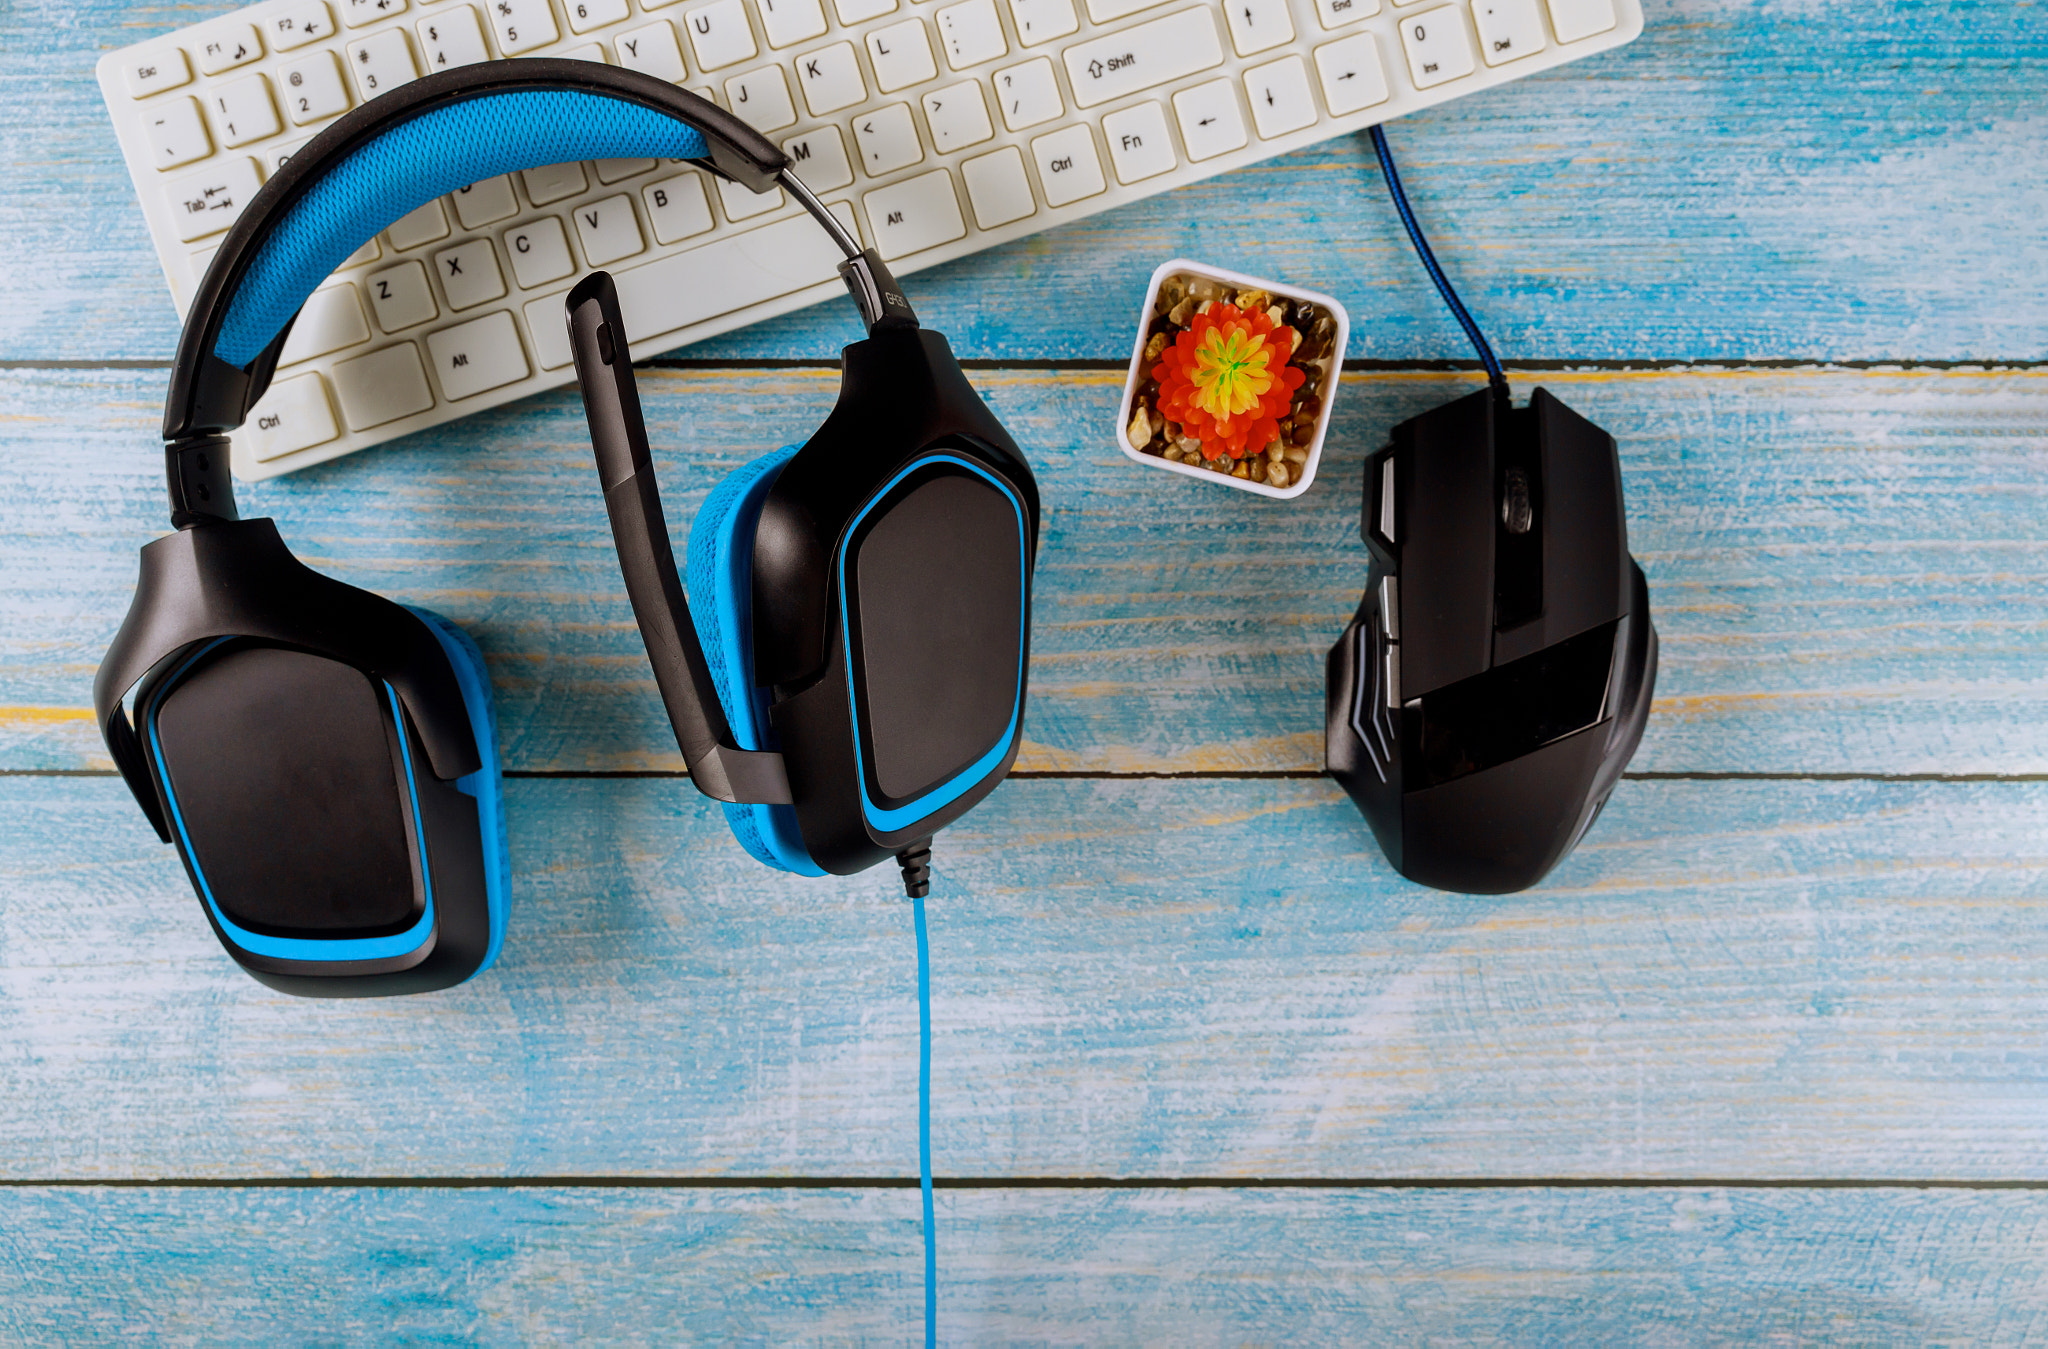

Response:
(99, 0), (1641, 479)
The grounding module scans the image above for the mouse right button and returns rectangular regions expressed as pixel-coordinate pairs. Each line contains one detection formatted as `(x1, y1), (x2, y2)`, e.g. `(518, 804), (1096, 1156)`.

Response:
(1532, 388), (1627, 640)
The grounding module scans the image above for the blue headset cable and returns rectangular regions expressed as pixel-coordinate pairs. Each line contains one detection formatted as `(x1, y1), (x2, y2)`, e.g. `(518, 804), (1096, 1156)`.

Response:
(1369, 124), (1510, 401)
(898, 841), (937, 1347)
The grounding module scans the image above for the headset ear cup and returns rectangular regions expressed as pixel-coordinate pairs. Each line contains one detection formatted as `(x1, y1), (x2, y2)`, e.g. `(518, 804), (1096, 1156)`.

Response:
(685, 447), (824, 876)
(405, 607), (511, 972)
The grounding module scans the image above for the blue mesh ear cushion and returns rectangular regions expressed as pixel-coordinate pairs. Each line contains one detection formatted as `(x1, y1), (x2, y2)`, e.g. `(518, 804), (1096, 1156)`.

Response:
(405, 607), (512, 971)
(685, 448), (826, 877)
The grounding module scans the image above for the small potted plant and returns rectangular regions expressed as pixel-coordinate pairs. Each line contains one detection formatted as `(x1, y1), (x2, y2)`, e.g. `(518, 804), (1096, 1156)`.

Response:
(1118, 259), (1349, 499)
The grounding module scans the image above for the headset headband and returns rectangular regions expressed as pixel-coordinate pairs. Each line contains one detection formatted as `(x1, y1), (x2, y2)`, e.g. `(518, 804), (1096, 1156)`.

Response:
(166, 61), (906, 446)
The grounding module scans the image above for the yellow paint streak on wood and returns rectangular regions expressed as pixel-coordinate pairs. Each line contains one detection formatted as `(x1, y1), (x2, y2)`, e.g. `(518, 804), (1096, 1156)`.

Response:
(1015, 731), (1321, 774)
(0, 706), (94, 729)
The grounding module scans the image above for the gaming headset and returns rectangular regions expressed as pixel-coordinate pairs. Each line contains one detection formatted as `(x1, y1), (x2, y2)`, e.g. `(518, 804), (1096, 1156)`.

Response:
(94, 60), (1039, 996)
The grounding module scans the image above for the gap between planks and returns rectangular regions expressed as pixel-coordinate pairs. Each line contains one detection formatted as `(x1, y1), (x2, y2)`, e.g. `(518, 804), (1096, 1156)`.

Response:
(10, 1176), (2048, 1191)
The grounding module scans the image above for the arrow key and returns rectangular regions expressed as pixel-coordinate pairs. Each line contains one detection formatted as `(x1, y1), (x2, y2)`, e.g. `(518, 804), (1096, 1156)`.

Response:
(1171, 76), (1247, 161)
(1313, 31), (1391, 114)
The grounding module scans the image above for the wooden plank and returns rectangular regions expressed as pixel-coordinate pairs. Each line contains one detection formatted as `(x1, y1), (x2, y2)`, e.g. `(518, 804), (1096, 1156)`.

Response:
(8, 0), (2047, 361)
(4, 1185), (2048, 1340)
(5, 365), (2044, 775)
(4, 774), (2046, 1181)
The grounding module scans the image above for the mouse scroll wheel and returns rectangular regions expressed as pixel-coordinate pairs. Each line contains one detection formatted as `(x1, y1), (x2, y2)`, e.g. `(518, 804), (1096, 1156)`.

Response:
(1501, 468), (1534, 536)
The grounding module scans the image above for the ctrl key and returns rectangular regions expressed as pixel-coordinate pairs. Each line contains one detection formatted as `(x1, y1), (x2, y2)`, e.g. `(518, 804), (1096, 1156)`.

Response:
(244, 372), (340, 461)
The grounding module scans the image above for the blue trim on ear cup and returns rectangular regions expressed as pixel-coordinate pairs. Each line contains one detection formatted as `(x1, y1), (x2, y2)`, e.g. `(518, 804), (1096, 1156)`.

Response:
(686, 447), (825, 876)
(216, 91), (708, 367)
(407, 607), (510, 975)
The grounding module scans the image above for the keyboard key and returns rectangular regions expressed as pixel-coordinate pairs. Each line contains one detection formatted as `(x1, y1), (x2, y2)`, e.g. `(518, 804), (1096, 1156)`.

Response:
(246, 373), (341, 460)
(1314, 30), (1389, 113)
(434, 239), (507, 309)
(1244, 54), (1316, 137)
(279, 281), (371, 363)
(681, 0), (757, 70)
(756, 0), (828, 47)
(343, 0), (409, 27)
(165, 157), (263, 241)
(145, 98), (212, 170)
(1313, 0), (1378, 28)
(936, 0), (1006, 69)
(417, 6), (490, 70)
(781, 127), (854, 190)
(523, 161), (588, 205)
(854, 102), (925, 176)
(717, 176), (786, 220)
(197, 24), (265, 74)
(573, 193), (649, 263)
(123, 48), (192, 97)
(992, 57), (1062, 130)
(269, 1), (336, 50)
(428, 310), (529, 399)
(1224, 0), (1294, 57)
(796, 43), (866, 116)
(1397, 6), (1474, 87)
(594, 157), (659, 182)
(208, 75), (280, 148)
(560, 40), (608, 59)
(387, 198), (450, 248)
(1062, 7), (1225, 109)
(281, 51), (352, 124)
(505, 216), (577, 285)
(1006, 0), (1076, 45)
(862, 168), (965, 259)
(566, 0), (629, 32)
(524, 291), (576, 369)
(1101, 100), (1174, 182)
(1086, 0), (1166, 21)
(1172, 77), (1246, 160)
(867, 19), (937, 92)
(960, 146), (1035, 227)
(726, 66), (797, 130)
(615, 20), (686, 78)
(1545, 0), (1615, 42)
(365, 259), (439, 329)
(487, 0), (559, 55)
(922, 80), (993, 153)
(1471, 0), (1543, 62)
(610, 209), (850, 341)
(642, 173), (716, 243)
(453, 175), (519, 228)
(333, 342), (433, 428)
(347, 27), (419, 99)
(1029, 123), (1103, 206)
(834, 0), (897, 22)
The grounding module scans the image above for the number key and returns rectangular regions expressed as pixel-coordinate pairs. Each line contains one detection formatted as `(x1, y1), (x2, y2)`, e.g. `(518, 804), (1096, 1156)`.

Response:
(566, 0), (629, 32)
(347, 28), (420, 100)
(417, 6), (491, 69)
(281, 52), (353, 124)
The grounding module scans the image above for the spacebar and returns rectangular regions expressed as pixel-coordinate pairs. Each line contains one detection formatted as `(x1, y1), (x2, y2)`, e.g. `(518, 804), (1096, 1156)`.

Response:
(613, 212), (848, 343)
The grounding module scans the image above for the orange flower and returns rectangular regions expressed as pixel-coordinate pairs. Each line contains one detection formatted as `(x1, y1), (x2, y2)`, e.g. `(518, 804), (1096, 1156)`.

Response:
(1152, 302), (1306, 459)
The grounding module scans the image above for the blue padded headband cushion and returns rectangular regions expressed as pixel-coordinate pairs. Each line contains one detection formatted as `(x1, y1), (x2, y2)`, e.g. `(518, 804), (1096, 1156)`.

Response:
(686, 446), (823, 876)
(216, 91), (708, 367)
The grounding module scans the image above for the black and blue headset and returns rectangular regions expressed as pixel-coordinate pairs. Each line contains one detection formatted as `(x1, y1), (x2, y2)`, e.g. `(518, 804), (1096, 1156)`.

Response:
(96, 61), (1039, 997)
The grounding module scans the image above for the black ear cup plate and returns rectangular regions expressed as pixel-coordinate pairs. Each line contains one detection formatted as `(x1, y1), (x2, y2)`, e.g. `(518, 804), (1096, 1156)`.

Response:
(147, 643), (424, 939)
(850, 465), (1025, 806)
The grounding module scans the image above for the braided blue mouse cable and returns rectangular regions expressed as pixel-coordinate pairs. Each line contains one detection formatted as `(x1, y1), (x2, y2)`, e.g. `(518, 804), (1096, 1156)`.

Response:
(1369, 124), (1511, 400)
(912, 888), (936, 1347)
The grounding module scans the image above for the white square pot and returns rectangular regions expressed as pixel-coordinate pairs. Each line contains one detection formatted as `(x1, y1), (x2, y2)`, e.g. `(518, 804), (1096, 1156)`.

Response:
(1116, 258), (1349, 500)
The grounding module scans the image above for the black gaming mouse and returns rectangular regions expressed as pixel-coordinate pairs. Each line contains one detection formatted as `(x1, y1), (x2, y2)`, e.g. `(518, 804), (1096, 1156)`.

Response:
(1326, 387), (1658, 894)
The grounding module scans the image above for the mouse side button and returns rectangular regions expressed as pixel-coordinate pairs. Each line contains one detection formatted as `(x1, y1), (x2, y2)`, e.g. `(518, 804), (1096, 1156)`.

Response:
(1393, 389), (1496, 698)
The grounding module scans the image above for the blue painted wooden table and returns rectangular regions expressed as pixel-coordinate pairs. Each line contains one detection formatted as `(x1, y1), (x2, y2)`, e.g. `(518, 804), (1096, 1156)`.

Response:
(4, 0), (2047, 1339)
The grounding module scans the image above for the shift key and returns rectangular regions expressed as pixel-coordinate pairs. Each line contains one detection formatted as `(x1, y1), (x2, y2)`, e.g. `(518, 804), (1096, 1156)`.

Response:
(1063, 7), (1224, 108)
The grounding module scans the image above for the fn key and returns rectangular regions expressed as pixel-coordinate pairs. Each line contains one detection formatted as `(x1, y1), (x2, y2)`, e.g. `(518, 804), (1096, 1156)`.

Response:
(427, 311), (530, 401)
